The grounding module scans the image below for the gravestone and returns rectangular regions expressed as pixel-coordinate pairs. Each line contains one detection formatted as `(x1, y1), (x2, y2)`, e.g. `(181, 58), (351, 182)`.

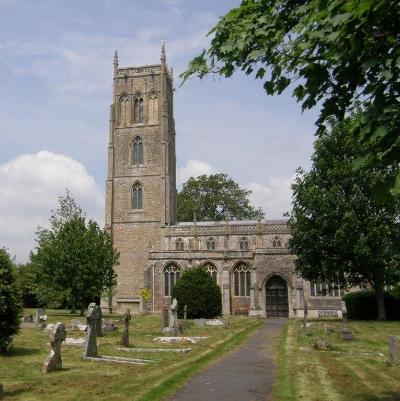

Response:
(314, 337), (329, 351)
(388, 336), (399, 364)
(35, 308), (46, 323)
(23, 315), (33, 322)
(121, 308), (131, 347)
(340, 327), (354, 341)
(83, 303), (100, 358)
(341, 301), (348, 322)
(103, 321), (117, 332)
(162, 305), (169, 329)
(183, 305), (187, 321)
(96, 306), (103, 337)
(42, 322), (66, 373)
(162, 298), (180, 336)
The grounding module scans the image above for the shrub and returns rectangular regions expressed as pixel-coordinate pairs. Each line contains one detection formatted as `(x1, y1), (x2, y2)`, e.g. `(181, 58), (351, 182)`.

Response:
(172, 267), (222, 319)
(343, 290), (400, 320)
(0, 248), (23, 352)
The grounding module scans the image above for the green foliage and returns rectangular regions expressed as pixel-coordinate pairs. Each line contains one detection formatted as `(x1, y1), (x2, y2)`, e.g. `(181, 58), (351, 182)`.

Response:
(30, 192), (119, 313)
(0, 248), (22, 352)
(288, 116), (400, 319)
(172, 267), (222, 319)
(177, 173), (260, 222)
(343, 290), (400, 320)
(181, 0), (400, 198)
(14, 263), (38, 308)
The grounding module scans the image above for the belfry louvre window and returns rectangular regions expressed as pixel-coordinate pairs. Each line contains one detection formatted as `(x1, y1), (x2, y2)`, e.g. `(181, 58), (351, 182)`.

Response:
(233, 263), (251, 296)
(206, 237), (216, 250)
(272, 236), (282, 248)
(204, 262), (218, 282)
(175, 238), (184, 251)
(164, 264), (180, 296)
(310, 281), (344, 297)
(239, 237), (249, 250)
(131, 184), (143, 209)
(132, 136), (143, 165)
(134, 97), (144, 123)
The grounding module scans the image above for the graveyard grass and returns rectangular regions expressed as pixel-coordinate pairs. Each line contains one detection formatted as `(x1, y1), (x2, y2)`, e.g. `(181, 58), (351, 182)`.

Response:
(274, 320), (400, 401)
(0, 309), (262, 401)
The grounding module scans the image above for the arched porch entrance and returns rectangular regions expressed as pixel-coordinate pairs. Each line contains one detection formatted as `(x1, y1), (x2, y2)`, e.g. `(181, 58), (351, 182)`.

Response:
(265, 275), (289, 317)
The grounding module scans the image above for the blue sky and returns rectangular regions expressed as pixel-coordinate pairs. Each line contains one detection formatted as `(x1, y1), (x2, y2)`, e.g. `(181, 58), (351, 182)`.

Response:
(0, 0), (317, 261)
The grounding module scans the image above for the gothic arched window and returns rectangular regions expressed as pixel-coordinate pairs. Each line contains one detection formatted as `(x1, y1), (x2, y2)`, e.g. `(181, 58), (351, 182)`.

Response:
(175, 238), (184, 251)
(204, 262), (218, 283)
(206, 237), (216, 250)
(148, 93), (158, 124)
(134, 95), (144, 123)
(119, 94), (130, 127)
(132, 136), (143, 165)
(233, 263), (251, 296)
(131, 183), (143, 209)
(239, 237), (249, 250)
(164, 263), (180, 296)
(272, 236), (282, 248)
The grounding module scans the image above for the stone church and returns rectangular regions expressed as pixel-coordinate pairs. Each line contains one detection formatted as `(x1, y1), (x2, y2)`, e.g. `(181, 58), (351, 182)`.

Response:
(102, 46), (344, 319)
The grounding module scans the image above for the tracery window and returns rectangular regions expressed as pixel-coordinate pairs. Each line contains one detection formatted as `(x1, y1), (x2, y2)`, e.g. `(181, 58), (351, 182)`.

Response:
(131, 183), (143, 209)
(164, 263), (180, 296)
(132, 136), (143, 165)
(233, 263), (251, 296)
(119, 94), (130, 127)
(148, 93), (159, 124)
(272, 236), (282, 248)
(310, 281), (344, 297)
(239, 237), (249, 250)
(204, 262), (218, 282)
(134, 96), (144, 123)
(175, 238), (184, 251)
(206, 237), (216, 250)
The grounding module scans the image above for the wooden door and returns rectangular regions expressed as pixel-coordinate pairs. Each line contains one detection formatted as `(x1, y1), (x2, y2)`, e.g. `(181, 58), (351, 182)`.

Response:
(266, 276), (288, 317)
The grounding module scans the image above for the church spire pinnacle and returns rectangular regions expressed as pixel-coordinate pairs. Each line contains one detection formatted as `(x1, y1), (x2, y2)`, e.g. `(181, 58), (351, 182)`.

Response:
(160, 40), (166, 63)
(113, 49), (119, 71)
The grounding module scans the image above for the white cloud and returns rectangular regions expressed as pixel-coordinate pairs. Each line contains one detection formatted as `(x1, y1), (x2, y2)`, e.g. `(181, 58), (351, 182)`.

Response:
(0, 151), (104, 262)
(247, 176), (295, 219)
(177, 158), (217, 186)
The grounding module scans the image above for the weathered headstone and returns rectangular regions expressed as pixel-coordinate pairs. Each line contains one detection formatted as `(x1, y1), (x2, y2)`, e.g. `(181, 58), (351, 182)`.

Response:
(23, 315), (33, 322)
(121, 308), (131, 347)
(162, 298), (180, 336)
(341, 301), (348, 323)
(388, 336), (399, 364)
(83, 303), (100, 358)
(162, 305), (169, 329)
(183, 305), (187, 321)
(35, 308), (46, 323)
(314, 337), (329, 351)
(96, 306), (103, 337)
(42, 322), (66, 373)
(103, 321), (117, 331)
(340, 327), (354, 341)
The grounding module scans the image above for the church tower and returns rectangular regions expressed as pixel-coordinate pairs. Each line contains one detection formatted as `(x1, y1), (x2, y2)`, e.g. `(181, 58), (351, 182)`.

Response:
(105, 44), (176, 313)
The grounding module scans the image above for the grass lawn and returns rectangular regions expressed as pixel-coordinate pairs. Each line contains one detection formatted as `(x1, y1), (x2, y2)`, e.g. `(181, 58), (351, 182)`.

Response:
(274, 320), (400, 401)
(0, 309), (262, 401)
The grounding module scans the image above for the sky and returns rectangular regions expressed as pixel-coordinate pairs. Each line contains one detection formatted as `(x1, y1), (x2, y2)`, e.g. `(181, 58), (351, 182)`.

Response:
(0, 0), (317, 262)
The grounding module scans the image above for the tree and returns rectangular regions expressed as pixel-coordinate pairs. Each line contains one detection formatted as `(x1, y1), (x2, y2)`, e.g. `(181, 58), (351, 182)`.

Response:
(181, 0), (400, 197)
(30, 192), (119, 314)
(172, 267), (222, 319)
(177, 173), (260, 222)
(288, 116), (400, 320)
(0, 248), (22, 352)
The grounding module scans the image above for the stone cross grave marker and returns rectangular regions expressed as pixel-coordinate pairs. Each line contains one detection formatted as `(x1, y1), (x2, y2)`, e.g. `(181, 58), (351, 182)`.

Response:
(83, 303), (100, 358)
(388, 336), (399, 364)
(42, 322), (66, 373)
(341, 301), (348, 322)
(169, 298), (180, 335)
(121, 308), (131, 347)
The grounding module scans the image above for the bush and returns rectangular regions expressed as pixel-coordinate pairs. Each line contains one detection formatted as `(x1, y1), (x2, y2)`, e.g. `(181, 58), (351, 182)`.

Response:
(172, 267), (222, 319)
(0, 248), (23, 352)
(343, 290), (400, 320)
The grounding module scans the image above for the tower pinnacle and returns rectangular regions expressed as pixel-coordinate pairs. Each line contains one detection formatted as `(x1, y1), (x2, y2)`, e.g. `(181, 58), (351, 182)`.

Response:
(113, 49), (119, 71)
(160, 40), (166, 63)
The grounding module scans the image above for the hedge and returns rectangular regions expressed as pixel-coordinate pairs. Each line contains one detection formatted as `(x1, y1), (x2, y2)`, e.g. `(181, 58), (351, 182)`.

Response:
(343, 290), (400, 320)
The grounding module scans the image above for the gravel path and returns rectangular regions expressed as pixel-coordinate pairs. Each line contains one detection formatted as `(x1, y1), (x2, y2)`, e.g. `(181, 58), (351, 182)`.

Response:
(167, 318), (287, 401)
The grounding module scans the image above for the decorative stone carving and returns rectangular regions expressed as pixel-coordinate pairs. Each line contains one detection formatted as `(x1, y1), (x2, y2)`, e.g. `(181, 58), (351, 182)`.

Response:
(43, 322), (66, 373)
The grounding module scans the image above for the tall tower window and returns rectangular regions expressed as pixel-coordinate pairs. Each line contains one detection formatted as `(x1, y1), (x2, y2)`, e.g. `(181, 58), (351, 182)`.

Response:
(134, 96), (144, 123)
(272, 236), (282, 248)
(207, 237), (216, 250)
(131, 183), (143, 209)
(164, 263), (180, 296)
(119, 94), (130, 127)
(148, 93), (159, 124)
(239, 237), (249, 250)
(132, 136), (143, 165)
(204, 262), (218, 283)
(175, 238), (184, 251)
